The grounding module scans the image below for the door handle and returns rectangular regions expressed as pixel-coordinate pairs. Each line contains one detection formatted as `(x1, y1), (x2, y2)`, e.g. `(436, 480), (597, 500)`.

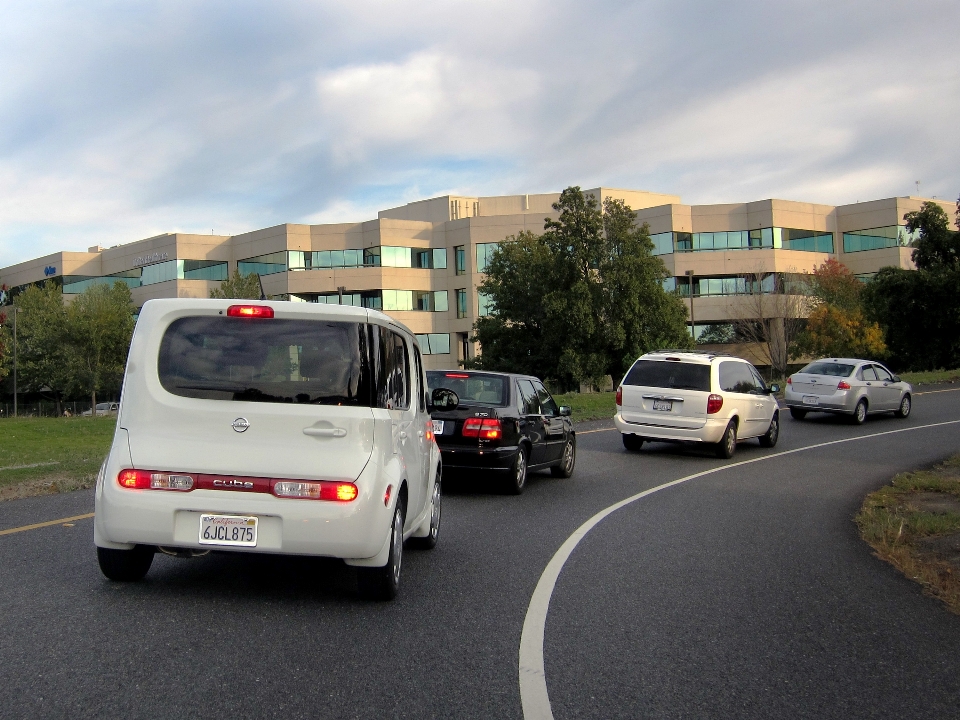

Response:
(303, 427), (347, 438)
(399, 431), (408, 440)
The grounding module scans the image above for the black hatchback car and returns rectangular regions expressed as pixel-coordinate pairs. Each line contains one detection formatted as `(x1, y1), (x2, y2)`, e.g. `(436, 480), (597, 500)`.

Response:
(425, 370), (576, 493)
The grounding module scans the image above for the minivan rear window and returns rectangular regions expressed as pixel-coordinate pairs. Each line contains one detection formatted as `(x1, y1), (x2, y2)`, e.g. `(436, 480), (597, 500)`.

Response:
(799, 361), (855, 377)
(158, 317), (372, 405)
(426, 372), (508, 406)
(623, 360), (711, 392)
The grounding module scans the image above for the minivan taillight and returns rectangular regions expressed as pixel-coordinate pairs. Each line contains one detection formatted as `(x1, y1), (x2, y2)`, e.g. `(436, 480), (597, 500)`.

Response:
(227, 305), (274, 318)
(707, 394), (723, 414)
(616, 386), (623, 406)
(837, 380), (851, 390)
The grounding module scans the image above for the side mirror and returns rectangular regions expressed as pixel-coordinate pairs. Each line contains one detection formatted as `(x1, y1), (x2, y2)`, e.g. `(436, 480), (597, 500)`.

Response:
(893, 375), (901, 383)
(558, 405), (572, 417)
(768, 384), (780, 394)
(429, 387), (459, 412)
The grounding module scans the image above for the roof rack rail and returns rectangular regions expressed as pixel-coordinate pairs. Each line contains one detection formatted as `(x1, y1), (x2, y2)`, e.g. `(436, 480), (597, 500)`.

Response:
(647, 349), (737, 359)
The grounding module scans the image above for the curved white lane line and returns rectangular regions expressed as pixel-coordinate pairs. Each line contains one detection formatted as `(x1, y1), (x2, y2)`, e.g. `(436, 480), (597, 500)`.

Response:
(518, 418), (960, 720)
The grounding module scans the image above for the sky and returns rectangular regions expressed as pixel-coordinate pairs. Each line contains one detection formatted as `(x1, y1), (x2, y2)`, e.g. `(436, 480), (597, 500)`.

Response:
(1, 0), (958, 267)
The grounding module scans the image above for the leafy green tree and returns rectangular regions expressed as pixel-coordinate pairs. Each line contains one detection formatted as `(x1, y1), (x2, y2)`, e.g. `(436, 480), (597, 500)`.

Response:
(11, 282), (70, 398)
(904, 201), (960, 272)
(469, 187), (691, 388)
(64, 281), (136, 409)
(210, 268), (263, 299)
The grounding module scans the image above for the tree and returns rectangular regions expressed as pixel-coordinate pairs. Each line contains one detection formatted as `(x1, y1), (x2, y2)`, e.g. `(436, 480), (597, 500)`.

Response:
(732, 267), (809, 378)
(64, 282), (136, 410)
(0, 285), (10, 380)
(794, 259), (886, 360)
(210, 269), (263, 299)
(469, 187), (691, 389)
(904, 201), (960, 272)
(10, 282), (70, 400)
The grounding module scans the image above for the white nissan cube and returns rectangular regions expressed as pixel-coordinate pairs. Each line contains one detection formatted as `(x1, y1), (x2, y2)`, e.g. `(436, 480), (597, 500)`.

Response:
(94, 299), (454, 600)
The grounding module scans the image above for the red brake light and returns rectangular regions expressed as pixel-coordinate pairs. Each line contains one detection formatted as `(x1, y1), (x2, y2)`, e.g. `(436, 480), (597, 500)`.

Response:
(118, 470), (194, 491)
(707, 394), (723, 414)
(227, 305), (274, 318)
(837, 380), (851, 390)
(479, 418), (502, 440)
(273, 480), (357, 501)
(616, 386), (623, 406)
(787, 377), (792, 385)
(425, 420), (435, 441)
(463, 418), (482, 437)
(445, 373), (470, 378)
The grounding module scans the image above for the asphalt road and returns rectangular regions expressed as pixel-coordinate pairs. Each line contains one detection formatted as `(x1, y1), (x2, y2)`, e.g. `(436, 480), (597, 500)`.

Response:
(1, 388), (959, 719)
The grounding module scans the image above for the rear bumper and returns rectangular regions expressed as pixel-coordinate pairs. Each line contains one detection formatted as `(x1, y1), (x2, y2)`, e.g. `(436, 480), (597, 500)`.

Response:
(784, 388), (856, 414)
(615, 413), (728, 444)
(436, 444), (518, 472)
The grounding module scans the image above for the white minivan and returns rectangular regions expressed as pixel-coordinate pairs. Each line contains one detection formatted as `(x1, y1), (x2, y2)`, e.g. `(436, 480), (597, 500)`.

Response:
(94, 299), (455, 600)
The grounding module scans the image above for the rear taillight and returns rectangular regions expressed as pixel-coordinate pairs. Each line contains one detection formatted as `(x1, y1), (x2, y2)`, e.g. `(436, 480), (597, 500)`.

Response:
(118, 470), (194, 491)
(616, 386), (623, 406)
(787, 377), (792, 385)
(707, 394), (723, 414)
(837, 380), (851, 390)
(273, 481), (358, 501)
(425, 420), (435, 441)
(463, 417), (502, 439)
(227, 305), (274, 318)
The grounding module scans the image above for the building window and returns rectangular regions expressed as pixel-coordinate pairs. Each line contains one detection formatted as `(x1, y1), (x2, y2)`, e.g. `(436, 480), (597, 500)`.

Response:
(238, 252), (287, 276)
(673, 228), (833, 254)
(456, 289), (467, 319)
(842, 226), (917, 253)
(649, 232), (675, 256)
(455, 246), (466, 275)
(673, 272), (806, 297)
(476, 243), (499, 272)
(140, 259), (228, 286)
(478, 290), (495, 316)
(312, 289), (449, 311)
(416, 333), (451, 355)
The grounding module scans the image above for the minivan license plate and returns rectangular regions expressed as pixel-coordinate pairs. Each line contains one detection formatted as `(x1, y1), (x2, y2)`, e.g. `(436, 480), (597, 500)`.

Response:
(199, 514), (258, 547)
(431, 420), (444, 434)
(652, 400), (673, 412)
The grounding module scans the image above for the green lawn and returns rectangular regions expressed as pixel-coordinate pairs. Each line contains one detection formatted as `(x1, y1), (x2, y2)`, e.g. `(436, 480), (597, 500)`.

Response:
(554, 392), (617, 423)
(0, 417), (116, 497)
(900, 368), (960, 385)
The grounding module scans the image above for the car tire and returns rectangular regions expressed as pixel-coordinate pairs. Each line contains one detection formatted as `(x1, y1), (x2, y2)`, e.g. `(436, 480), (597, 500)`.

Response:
(507, 446), (529, 495)
(852, 399), (868, 425)
(97, 545), (155, 581)
(759, 412), (780, 448)
(894, 394), (911, 419)
(358, 501), (405, 601)
(551, 435), (576, 478)
(789, 407), (807, 420)
(715, 421), (737, 459)
(622, 434), (644, 452)
(410, 469), (441, 550)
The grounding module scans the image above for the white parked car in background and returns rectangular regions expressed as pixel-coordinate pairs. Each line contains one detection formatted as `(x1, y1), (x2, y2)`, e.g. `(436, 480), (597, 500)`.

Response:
(784, 358), (912, 424)
(82, 402), (119, 417)
(615, 351), (780, 459)
(94, 299), (456, 600)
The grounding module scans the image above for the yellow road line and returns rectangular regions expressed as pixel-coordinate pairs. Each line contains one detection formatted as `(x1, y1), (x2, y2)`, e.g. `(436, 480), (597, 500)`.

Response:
(0, 513), (94, 537)
(578, 427), (615, 434)
(915, 387), (960, 395)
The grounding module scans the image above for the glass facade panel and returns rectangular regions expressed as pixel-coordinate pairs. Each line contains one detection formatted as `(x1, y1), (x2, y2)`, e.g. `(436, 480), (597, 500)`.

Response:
(416, 333), (451, 355)
(141, 260), (179, 285)
(674, 272), (806, 297)
(649, 232), (674, 256)
(238, 252), (287, 276)
(842, 225), (917, 253)
(478, 290), (495, 316)
(433, 290), (448, 312)
(181, 260), (228, 281)
(781, 229), (834, 253)
(455, 246), (466, 275)
(476, 243), (499, 272)
(433, 249), (448, 269)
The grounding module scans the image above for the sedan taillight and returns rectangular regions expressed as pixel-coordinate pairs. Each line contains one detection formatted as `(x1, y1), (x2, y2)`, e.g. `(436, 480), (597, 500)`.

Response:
(837, 380), (851, 390)
(463, 418), (502, 439)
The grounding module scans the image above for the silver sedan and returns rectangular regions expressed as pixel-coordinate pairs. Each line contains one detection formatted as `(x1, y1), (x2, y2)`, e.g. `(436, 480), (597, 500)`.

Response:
(784, 358), (912, 424)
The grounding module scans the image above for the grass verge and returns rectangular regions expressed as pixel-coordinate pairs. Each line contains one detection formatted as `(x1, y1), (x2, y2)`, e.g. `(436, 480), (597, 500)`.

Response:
(900, 368), (960, 385)
(855, 454), (960, 615)
(553, 391), (617, 423)
(0, 417), (115, 501)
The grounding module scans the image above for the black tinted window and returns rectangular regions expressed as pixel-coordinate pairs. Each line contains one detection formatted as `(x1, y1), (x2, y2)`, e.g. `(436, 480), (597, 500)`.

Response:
(801, 362), (855, 377)
(719, 361), (758, 394)
(376, 327), (409, 410)
(426, 372), (508, 406)
(517, 379), (540, 414)
(158, 317), (371, 405)
(623, 360), (711, 392)
(534, 381), (558, 416)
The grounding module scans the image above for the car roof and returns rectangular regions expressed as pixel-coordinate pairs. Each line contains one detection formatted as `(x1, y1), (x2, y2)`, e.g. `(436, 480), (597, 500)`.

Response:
(427, 369), (540, 382)
(802, 358), (875, 366)
(639, 350), (742, 365)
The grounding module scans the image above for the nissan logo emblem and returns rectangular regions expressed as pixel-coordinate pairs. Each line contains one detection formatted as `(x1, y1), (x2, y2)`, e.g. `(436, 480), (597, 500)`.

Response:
(232, 417), (250, 433)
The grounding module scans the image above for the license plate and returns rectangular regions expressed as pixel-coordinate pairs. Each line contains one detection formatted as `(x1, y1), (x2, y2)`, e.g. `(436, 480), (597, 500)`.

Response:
(802, 395), (819, 405)
(199, 514), (258, 547)
(432, 420), (444, 434)
(652, 400), (673, 411)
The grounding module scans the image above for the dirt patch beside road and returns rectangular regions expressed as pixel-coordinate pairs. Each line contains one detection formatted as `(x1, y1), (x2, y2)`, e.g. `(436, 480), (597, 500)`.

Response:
(856, 454), (960, 614)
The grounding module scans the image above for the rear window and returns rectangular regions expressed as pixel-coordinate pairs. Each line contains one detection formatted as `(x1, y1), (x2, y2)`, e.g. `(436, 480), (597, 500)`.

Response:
(426, 372), (508, 406)
(158, 317), (372, 405)
(623, 360), (711, 392)
(800, 362), (855, 377)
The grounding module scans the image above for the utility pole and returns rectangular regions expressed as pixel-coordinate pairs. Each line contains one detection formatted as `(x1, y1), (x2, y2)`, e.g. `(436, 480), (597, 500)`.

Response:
(685, 269), (696, 342)
(337, 286), (346, 305)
